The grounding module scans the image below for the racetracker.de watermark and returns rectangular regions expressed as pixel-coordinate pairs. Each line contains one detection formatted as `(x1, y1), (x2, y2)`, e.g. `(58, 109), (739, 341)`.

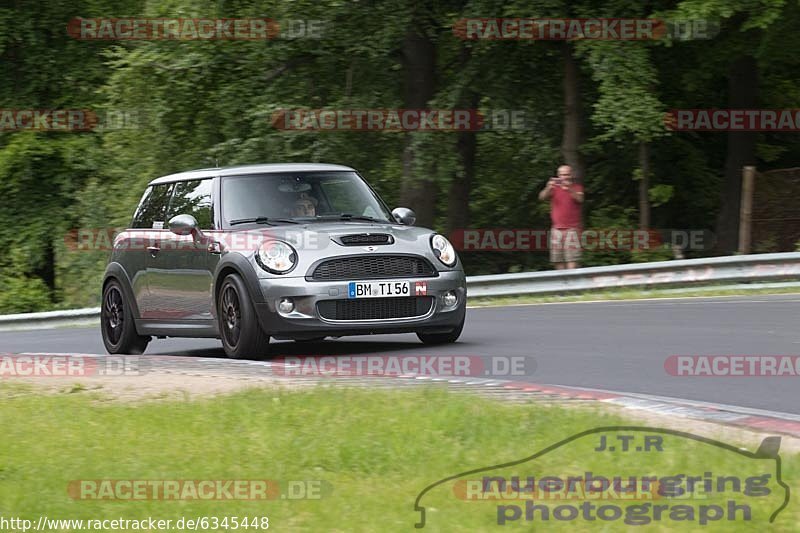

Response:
(454, 476), (668, 501)
(665, 109), (800, 131)
(453, 18), (718, 41)
(0, 109), (145, 132)
(0, 109), (97, 131)
(449, 229), (713, 252)
(272, 109), (484, 132)
(270, 108), (538, 132)
(665, 355), (800, 377)
(64, 228), (329, 252)
(67, 479), (328, 500)
(67, 18), (327, 40)
(272, 355), (535, 378)
(0, 354), (146, 377)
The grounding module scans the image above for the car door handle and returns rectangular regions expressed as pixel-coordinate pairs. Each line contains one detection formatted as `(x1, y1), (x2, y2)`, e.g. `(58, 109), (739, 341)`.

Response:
(208, 242), (222, 255)
(147, 246), (160, 257)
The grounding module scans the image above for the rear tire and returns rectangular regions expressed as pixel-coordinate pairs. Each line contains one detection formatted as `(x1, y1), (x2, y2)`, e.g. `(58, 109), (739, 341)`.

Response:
(101, 279), (150, 354)
(416, 315), (464, 345)
(218, 273), (270, 359)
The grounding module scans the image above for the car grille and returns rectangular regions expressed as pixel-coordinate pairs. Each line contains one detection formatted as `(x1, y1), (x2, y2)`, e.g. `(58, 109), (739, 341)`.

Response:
(317, 297), (434, 321)
(338, 233), (393, 246)
(309, 255), (436, 281)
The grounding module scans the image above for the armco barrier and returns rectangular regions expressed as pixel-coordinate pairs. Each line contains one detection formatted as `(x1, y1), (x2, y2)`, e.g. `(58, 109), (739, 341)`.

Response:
(0, 307), (101, 331)
(0, 252), (798, 329)
(466, 252), (800, 297)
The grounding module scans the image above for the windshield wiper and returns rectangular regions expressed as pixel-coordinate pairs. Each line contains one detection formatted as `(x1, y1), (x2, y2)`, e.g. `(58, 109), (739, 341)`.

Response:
(229, 217), (301, 226)
(315, 213), (388, 223)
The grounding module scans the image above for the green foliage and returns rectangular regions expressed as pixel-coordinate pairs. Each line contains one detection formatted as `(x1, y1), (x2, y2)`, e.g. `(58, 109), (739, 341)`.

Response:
(2, 0), (800, 311)
(580, 205), (638, 266)
(629, 245), (678, 263)
(649, 184), (675, 207)
(0, 276), (52, 313)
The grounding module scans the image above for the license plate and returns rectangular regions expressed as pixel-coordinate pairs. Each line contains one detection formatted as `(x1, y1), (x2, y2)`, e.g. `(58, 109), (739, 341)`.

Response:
(348, 281), (413, 298)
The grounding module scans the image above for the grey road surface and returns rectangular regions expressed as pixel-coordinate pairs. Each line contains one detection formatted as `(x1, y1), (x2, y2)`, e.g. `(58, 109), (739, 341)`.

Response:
(1, 294), (798, 413)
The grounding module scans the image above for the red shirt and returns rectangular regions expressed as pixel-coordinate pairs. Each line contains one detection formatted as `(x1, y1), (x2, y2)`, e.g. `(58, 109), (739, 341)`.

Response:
(550, 184), (583, 229)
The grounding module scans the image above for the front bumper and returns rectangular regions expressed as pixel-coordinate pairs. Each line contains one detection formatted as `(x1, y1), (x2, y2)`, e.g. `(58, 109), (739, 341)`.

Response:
(254, 270), (466, 339)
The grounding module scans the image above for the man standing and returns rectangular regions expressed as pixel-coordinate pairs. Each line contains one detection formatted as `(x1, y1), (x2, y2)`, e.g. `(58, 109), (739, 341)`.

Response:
(538, 165), (584, 269)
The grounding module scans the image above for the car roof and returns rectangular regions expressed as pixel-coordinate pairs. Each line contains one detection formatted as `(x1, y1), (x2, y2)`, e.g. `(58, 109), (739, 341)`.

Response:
(147, 163), (356, 185)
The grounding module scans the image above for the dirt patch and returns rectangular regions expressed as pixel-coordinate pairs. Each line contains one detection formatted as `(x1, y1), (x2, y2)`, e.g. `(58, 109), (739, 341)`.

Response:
(9, 371), (313, 401)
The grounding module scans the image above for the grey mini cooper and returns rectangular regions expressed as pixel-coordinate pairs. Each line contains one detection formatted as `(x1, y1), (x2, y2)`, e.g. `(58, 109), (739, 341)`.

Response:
(101, 164), (467, 358)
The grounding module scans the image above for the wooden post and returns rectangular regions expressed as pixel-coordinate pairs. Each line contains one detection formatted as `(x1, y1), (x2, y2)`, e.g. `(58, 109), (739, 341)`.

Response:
(738, 165), (756, 254)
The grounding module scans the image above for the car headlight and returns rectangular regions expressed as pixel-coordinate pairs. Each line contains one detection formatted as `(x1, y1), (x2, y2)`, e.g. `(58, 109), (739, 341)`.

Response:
(256, 240), (297, 274)
(431, 234), (457, 266)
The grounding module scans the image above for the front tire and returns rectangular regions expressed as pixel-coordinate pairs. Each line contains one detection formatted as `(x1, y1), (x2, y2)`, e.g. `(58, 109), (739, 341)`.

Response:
(416, 314), (465, 345)
(101, 279), (150, 354)
(218, 273), (270, 359)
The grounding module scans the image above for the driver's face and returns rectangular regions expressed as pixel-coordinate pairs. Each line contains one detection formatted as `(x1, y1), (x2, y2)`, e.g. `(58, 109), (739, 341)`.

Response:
(292, 200), (315, 217)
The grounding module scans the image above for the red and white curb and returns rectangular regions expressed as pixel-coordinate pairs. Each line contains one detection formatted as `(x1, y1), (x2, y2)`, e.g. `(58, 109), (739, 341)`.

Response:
(457, 379), (800, 437)
(11, 353), (800, 438)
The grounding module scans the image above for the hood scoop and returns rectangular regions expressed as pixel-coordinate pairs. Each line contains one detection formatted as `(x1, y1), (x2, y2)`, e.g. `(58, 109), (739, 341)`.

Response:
(336, 233), (394, 246)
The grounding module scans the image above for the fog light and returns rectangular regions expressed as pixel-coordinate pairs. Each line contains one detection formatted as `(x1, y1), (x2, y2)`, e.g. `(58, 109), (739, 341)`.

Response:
(443, 290), (458, 308)
(278, 297), (295, 314)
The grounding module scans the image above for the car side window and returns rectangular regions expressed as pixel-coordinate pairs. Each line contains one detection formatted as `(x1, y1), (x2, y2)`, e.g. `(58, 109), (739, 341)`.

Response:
(131, 184), (173, 229)
(166, 179), (214, 229)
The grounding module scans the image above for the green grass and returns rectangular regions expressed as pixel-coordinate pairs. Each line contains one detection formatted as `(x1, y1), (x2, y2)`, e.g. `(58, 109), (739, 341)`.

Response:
(469, 286), (800, 307)
(0, 384), (797, 531)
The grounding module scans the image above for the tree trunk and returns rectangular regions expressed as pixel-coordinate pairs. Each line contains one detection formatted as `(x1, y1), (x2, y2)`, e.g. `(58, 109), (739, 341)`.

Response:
(400, 24), (437, 227)
(738, 165), (756, 254)
(560, 42), (584, 180)
(715, 55), (758, 253)
(447, 115), (477, 234)
(638, 142), (650, 230)
(447, 47), (478, 234)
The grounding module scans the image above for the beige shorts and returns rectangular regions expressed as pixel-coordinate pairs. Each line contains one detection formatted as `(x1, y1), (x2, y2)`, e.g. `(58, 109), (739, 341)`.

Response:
(549, 228), (582, 263)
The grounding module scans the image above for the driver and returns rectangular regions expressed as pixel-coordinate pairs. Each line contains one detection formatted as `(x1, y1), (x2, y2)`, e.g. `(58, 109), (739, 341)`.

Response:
(291, 192), (317, 217)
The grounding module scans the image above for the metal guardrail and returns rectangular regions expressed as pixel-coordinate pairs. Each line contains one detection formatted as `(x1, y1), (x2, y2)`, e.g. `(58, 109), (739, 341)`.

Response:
(0, 307), (101, 331)
(0, 252), (798, 330)
(467, 251), (800, 297)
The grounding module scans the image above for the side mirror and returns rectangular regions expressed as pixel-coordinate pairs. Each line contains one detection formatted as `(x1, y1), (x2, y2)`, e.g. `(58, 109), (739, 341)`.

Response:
(169, 214), (204, 240)
(392, 207), (416, 225)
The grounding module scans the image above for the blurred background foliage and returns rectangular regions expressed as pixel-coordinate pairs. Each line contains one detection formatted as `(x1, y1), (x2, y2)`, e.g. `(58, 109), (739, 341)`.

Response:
(1, 0), (799, 312)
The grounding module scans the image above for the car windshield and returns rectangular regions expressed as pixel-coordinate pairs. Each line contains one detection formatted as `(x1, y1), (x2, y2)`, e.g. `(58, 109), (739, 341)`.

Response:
(221, 171), (394, 226)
